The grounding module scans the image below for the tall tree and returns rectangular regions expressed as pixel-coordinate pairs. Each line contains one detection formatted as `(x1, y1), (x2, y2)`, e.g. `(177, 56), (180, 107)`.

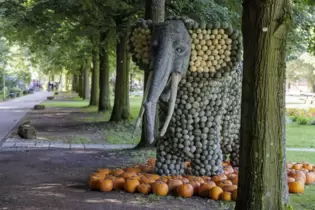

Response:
(99, 31), (112, 111)
(90, 45), (100, 106)
(110, 17), (131, 121)
(235, 0), (291, 209)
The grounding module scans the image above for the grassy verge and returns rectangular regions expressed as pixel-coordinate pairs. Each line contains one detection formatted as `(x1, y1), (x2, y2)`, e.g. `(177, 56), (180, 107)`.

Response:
(286, 125), (315, 148)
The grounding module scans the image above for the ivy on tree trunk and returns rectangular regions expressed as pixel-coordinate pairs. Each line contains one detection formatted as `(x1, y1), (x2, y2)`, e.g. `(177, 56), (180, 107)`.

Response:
(99, 31), (111, 112)
(235, 0), (291, 209)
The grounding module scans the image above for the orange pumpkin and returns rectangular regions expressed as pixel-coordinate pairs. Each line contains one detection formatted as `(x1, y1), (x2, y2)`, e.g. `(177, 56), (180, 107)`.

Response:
(212, 175), (226, 185)
(168, 179), (183, 192)
(305, 172), (315, 185)
(209, 186), (223, 200)
(140, 176), (156, 185)
(220, 191), (232, 201)
(287, 177), (295, 183)
(288, 170), (306, 183)
(147, 174), (160, 180)
(227, 174), (238, 185)
(189, 180), (201, 195)
(125, 167), (141, 173)
(177, 183), (194, 198)
(181, 178), (190, 184)
(152, 181), (169, 196)
(288, 181), (304, 193)
(292, 164), (303, 170)
(113, 177), (125, 190)
(303, 163), (313, 171)
(124, 178), (140, 193)
(223, 166), (234, 175)
(198, 181), (216, 197)
(218, 180), (233, 187)
(88, 175), (102, 190)
(221, 184), (237, 193)
(201, 176), (212, 182)
(99, 179), (113, 192)
(286, 163), (293, 169)
(121, 172), (137, 179)
(111, 169), (124, 177)
(137, 183), (152, 194)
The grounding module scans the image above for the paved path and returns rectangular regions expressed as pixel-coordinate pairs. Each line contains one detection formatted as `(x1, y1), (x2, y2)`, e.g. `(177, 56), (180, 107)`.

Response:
(0, 138), (135, 151)
(0, 91), (52, 142)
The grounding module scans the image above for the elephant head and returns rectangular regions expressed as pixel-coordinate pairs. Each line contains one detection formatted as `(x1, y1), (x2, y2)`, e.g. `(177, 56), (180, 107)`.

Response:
(129, 17), (242, 145)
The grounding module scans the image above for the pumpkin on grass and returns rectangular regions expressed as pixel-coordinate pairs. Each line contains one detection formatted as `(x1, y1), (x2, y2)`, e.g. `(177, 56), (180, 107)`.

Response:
(100, 179), (113, 192)
(111, 168), (124, 177)
(305, 172), (315, 185)
(292, 163), (303, 170)
(177, 183), (194, 198)
(287, 177), (295, 184)
(152, 181), (169, 196)
(288, 181), (305, 193)
(303, 163), (313, 171)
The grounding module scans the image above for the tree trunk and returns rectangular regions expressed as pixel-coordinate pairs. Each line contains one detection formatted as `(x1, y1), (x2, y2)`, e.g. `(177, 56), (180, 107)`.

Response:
(83, 64), (90, 100)
(137, 0), (165, 148)
(78, 70), (84, 98)
(235, 0), (290, 209)
(99, 31), (111, 112)
(72, 74), (76, 92)
(109, 22), (131, 121)
(90, 46), (100, 106)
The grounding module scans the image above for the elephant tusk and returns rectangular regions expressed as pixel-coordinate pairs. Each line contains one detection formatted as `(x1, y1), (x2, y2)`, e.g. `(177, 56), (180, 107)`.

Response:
(132, 72), (153, 138)
(160, 72), (181, 137)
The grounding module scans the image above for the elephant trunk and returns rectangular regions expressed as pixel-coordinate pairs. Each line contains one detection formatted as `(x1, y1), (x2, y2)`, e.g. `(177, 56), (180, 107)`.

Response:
(144, 45), (175, 144)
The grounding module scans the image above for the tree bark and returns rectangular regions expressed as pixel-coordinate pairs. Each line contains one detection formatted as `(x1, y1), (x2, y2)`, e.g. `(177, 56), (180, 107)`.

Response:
(235, 0), (291, 209)
(83, 62), (90, 100)
(99, 31), (111, 112)
(110, 21), (131, 121)
(137, 0), (165, 148)
(90, 46), (100, 106)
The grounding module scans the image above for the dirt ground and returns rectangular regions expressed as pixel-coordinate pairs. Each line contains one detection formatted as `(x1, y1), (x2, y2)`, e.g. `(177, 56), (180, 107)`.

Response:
(0, 149), (230, 210)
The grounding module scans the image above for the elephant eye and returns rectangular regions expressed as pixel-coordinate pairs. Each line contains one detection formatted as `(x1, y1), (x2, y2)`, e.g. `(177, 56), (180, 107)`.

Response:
(176, 47), (185, 54)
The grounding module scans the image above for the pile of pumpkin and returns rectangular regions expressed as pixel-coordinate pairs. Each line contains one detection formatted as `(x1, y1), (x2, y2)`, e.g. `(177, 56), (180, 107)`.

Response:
(88, 159), (315, 201)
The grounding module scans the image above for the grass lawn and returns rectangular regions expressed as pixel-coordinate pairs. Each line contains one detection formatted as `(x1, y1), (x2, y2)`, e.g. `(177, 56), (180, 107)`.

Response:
(286, 124), (315, 148)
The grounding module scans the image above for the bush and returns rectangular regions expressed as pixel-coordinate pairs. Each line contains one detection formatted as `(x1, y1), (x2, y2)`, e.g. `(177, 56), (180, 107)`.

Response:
(23, 90), (29, 95)
(296, 116), (309, 125)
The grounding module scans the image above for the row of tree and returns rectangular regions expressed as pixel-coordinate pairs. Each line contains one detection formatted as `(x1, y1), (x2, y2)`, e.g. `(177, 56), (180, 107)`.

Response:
(0, 1), (315, 208)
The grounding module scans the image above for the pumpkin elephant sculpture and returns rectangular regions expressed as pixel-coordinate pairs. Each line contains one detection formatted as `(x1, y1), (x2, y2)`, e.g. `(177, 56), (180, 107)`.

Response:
(130, 16), (242, 176)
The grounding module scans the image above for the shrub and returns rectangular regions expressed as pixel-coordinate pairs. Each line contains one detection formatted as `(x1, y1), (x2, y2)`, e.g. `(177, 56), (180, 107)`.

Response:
(296, 116), (309, 125)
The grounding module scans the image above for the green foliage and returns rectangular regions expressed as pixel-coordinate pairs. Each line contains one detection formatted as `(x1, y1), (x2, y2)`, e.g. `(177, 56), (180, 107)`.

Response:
(167, 0), (241, 28)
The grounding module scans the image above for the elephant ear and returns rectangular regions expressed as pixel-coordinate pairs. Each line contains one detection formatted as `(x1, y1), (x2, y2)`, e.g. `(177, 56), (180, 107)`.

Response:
(129, 19), (153, 70)
(187, 21), (243, 73)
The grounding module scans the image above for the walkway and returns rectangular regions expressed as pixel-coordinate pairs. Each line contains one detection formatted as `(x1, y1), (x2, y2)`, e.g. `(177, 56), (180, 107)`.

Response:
(0, 91), (52, 142)
(1, 138), (135, 151)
